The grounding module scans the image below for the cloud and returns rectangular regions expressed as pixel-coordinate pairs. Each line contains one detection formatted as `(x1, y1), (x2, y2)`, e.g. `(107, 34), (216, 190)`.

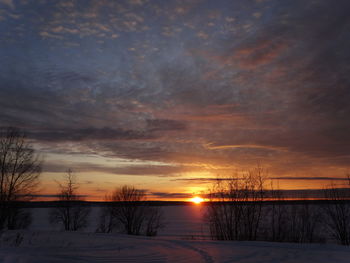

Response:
(269, 177), (349, 181)
(28, 127), (153, 142)
(32, 1), (151, 40)
(146, 119), (187, 132)
(43, 161), (200, 177)
(204, 143), (287, 152)
(0, 0), (14, 9)
(234, 41), (288, 69)
(150, 192), (192, 199)
(171, 170), (350, 189)
(171, 176), (349, 184)
(1, 0), (350, 194)
(172, 177), (234, 184)
(24, 118), (187, 143)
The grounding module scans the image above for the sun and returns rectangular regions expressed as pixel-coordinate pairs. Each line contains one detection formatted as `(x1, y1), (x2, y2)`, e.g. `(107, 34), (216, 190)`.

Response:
(191, 196), (204, 204)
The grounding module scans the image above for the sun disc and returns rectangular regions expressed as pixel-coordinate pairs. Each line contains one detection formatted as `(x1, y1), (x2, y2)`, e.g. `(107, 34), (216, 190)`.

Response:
(191, 196), (204, 204)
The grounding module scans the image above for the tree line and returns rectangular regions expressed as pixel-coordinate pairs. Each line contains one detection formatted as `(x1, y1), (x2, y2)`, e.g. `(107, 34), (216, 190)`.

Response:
(1, 127), (350, 245)
(205, 166), (350, 245)
(48, 171), (164, 236)
(0, 127), (164, 236)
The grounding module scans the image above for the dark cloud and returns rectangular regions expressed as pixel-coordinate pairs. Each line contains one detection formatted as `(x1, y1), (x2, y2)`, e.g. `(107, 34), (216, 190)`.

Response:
(172, 177), (234, 184)
(150, 192), (193, 199)
(173, 176), (350, 184)
(146, 119), (187, 132)
(43, 161), (198, 177)
(270, 177), (349, 181)
(28, 127), (153, 142)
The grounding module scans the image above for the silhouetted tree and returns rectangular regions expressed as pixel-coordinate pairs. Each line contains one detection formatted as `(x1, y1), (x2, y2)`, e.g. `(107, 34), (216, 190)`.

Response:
(268, 180), (288, 242)
(97, 185), (164, 236)
(144, 206), (164, 236)
(110, 185), (145, 235)
(206, 166), (266, 241)
(287, 202), (321, 243)
(323, 175), (350, 245)
(49, 169), (90, 231)
(0, 127), (41, 230)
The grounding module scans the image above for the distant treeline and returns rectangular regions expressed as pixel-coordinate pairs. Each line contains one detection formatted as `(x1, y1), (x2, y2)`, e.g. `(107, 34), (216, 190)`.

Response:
(9, 199), (350, 208)
(12, 200), (193, 208)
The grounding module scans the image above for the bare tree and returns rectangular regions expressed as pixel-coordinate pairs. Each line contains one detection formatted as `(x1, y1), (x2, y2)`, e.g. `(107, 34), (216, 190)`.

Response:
(0, 127), (41, 230)
(98, 185), (164, 236)
(287, 202), (321, 243)
(241, 167), (266, 240)
(49, 169), (90, 231)
(110, 185), (146, 235)
(268, 180), (288, 242)
(323, 176), (350, 245)
(206, 166), (266, 241)
(144, 206), (164, 236)
(264, 180), (322, 243)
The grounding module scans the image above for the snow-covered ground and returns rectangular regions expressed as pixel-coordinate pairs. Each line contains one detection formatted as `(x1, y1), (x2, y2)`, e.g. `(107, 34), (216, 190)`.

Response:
(1, 230), (350, 263)
(1, 205), (350, 262)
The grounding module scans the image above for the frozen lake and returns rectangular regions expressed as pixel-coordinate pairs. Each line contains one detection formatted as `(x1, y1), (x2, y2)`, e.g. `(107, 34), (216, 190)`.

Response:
(29, 205), (210, 238)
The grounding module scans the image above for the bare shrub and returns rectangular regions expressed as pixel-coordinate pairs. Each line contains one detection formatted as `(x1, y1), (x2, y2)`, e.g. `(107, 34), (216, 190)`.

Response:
(144, 206), (164, 236)
(49, 169), (90, 231)
(323, 177), (350, 245)
(98, 185), (164, 236)
(0, 127), (41, 230)
(287, 203), (321, 243)
(268, 181), (288, 242)
(206, 166), (266, 241)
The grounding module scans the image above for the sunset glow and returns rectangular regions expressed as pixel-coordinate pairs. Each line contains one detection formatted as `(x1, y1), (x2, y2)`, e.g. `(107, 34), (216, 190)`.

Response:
(191, 196), (204, 204)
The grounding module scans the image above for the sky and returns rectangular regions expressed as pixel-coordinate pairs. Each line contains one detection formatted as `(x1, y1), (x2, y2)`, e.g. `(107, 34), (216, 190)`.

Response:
(1, 0), (350, 201)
